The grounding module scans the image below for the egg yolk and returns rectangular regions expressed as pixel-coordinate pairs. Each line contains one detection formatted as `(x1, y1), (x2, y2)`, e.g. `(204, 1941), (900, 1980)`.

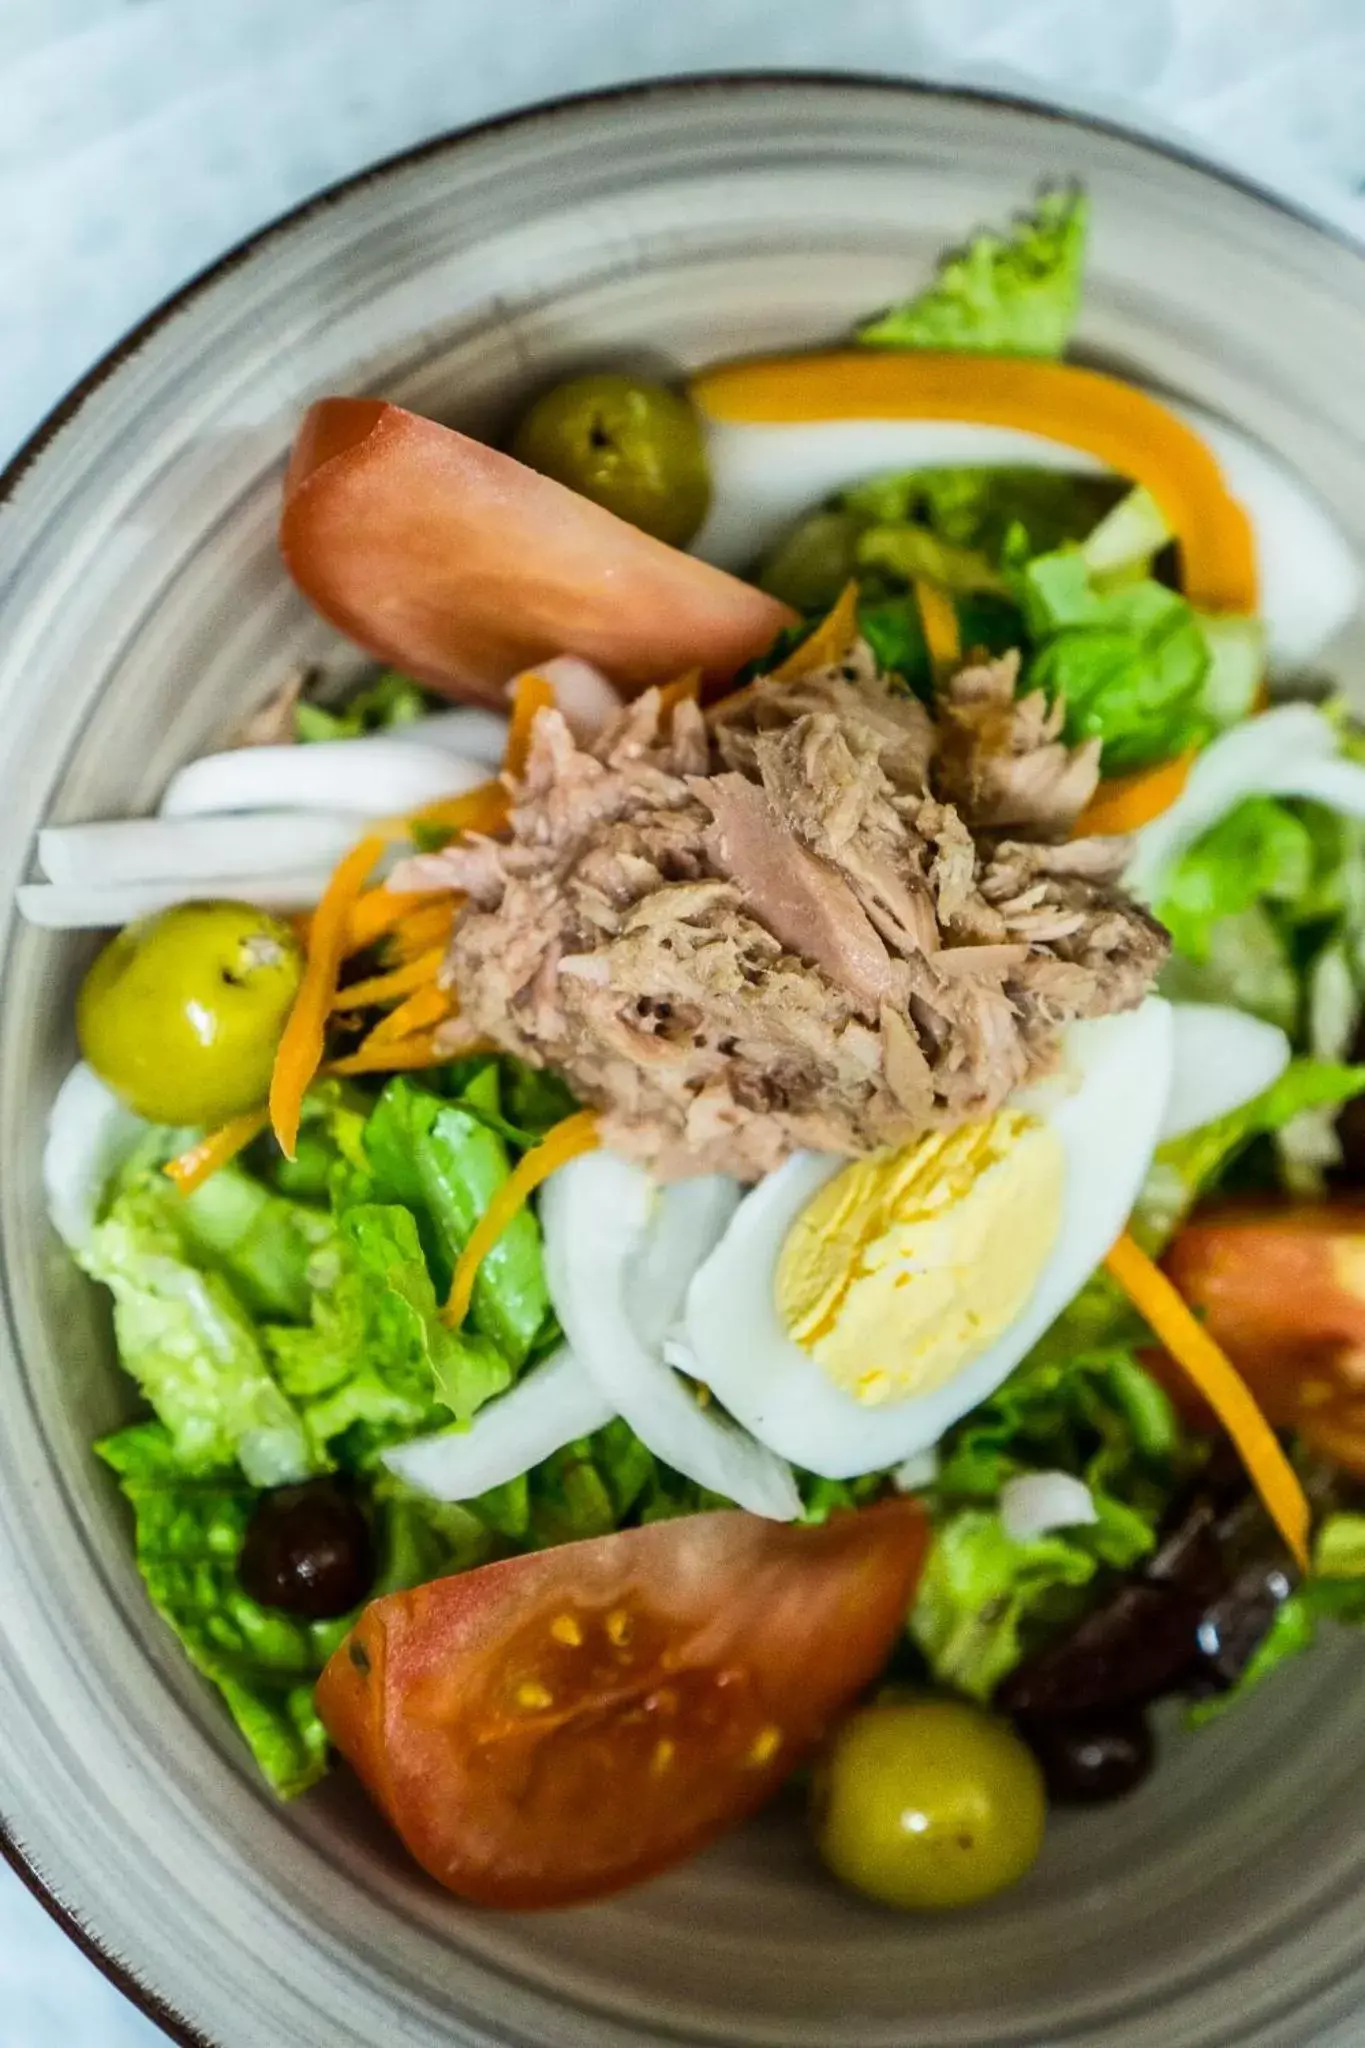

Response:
(775, 1113), (1064, 1405)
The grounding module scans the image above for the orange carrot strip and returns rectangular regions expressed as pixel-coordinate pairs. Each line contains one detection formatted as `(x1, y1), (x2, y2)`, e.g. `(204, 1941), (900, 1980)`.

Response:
(771, 581), (861, 682)
(1105, 1232), (1309, 1568)
(503, 673), (557, 781)
(339, 888), (431, 955)
(692, 353), (1257, 615)
(270, 830), (387, 1157)
(326, 1033), (451, 1077)
(363, 981), (453, 1048)
(331, 947), (448, 1013)
(443, 1110), (600, 1329)
(913, 578), (961, 679)
(1073, 751), (1196, 838)
(659, 666), (703, 716)
(402, 781), (509, 841)
(385, 901), (459, 962)
(163, 1108), (270, 1197)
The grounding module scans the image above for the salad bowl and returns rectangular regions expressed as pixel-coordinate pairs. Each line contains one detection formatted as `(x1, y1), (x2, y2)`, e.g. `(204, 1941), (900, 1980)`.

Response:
(5, 73), (1365, 2048)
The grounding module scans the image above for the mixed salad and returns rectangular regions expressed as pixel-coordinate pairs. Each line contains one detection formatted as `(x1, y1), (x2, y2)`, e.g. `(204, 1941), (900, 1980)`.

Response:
(28, 186), (1365, 1914)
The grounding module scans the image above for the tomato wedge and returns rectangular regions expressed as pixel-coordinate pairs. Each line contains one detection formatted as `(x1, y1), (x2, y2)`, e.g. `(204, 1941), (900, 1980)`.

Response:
(1158, 1205), (1365, 1475)
(280, 399), (792, 705)
(317, 1501), (926, 1908)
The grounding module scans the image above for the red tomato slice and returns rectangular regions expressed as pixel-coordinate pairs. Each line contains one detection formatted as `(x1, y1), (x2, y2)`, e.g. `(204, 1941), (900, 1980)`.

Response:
(317, 1501), (926, 1908)
(1159, 1204), (1365, 1474)
(280, 399), (792, 705)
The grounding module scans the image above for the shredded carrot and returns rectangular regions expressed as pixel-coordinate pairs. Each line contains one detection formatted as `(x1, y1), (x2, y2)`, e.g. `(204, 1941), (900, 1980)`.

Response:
(444, 1109), (600, 1329)
(269, 830), (387, 1157)
(327, 1032), (452, 1077)
(331, 946), (448, 1013)
(1072, 751), (1196, 838)
(363, 980), (453, 1047)
(382, 900), (459, 963)
(1105, 1232), (1309, 1568)
(504, 673), (556, 781)
(337, 887), (429, 955)
(913, 578), (961, 679)
(163, 1108), (270, 1196)
(772, 581), (862, 682)
(659, 666), (703, 717)
(401, 781), (509, 842)
(691, 353), (1257, 616)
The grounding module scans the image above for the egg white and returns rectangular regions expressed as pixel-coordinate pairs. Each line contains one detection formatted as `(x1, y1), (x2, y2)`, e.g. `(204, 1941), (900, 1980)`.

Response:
(680, 999), (1173, 1480)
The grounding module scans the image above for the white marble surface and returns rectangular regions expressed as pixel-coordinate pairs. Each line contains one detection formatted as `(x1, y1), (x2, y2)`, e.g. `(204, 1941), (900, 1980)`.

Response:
(5, 1), (1365, 2039)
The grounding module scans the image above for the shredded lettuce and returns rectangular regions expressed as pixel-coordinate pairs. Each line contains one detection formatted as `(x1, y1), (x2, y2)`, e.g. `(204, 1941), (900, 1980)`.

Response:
(856, 187), (1089, 358)
(294, 669), (427, 744)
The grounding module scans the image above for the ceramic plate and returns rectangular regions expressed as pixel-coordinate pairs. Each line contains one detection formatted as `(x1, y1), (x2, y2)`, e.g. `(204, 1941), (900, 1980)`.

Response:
(4, 75), (1365, 2048)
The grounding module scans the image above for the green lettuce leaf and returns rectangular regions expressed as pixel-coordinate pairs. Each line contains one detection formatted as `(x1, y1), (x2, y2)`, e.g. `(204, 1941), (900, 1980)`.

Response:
(912, 1303), (1185, 1699)
(1158, 904), (1300, 1035)
(266, 1200), (506, 1458)
(96, 1424), (334, 1795)
(362, 1074), (552, 1367)
(295, 669), (428, 744)
(1134, 1059), (1365, 1251)
(80, 1183), (313, 1488)
(1015, 548), (1212, 773)
(857, 187), (1088, 357)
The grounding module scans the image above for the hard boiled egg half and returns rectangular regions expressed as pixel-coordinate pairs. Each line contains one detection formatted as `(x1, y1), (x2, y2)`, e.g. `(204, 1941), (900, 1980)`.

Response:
(540, 999), (1175, 1501)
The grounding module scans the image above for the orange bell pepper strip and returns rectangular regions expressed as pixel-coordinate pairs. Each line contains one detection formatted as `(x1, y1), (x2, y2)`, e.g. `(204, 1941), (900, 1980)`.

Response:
(691, 352), (1258, 617)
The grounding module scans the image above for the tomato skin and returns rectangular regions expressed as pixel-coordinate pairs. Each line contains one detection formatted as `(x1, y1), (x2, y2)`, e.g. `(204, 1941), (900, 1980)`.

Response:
(317, 1501), (927, 1909)
(1160, 1205), (1365, 1473)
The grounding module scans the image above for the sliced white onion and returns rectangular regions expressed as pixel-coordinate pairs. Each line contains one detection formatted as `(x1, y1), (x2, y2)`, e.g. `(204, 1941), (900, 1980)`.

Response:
(402, 708), (510, 766)
(1000, 1471), (1098, 1542)
(382, 1346), (613, 1501)
(540, 1153), (801, 1520)
(38, 811), (370, 889)
(159, 739), (488, 819)
(1163, 1003), (1292, 1142)
(18, 870), (335, 928)
(42, 1062), (147, 1251)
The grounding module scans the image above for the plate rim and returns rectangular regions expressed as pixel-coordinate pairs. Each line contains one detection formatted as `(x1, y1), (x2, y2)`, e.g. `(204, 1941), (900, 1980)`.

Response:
(3, 64), (1362, 2047)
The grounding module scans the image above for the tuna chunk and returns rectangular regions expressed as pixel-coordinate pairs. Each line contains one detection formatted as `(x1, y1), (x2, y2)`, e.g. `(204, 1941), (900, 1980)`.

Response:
(425, 645), (1167, 1178)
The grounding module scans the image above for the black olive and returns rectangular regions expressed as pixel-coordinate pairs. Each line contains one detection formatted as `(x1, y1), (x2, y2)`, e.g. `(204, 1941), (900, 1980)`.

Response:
(1018, 1708), (1155, 1804)
(239, 1480), (374, 1620)
(998, 1580), (1205, 1717)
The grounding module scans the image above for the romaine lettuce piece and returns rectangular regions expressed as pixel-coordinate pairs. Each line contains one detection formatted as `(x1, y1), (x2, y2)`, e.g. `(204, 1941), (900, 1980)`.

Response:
(363, 1076), (551, 1367)
(96, 1424), (334, 1795)
(266, 1201), (507, 1455)
(80, 1183), (313, 1487)
(857, 188), (1089, 358)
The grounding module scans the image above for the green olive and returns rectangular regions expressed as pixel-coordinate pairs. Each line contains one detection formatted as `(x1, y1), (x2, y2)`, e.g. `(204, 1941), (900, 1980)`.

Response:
(812, 1698), (1046, 1911)
(511, 373), (711, 547)
(77, 901), (303, 1127)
